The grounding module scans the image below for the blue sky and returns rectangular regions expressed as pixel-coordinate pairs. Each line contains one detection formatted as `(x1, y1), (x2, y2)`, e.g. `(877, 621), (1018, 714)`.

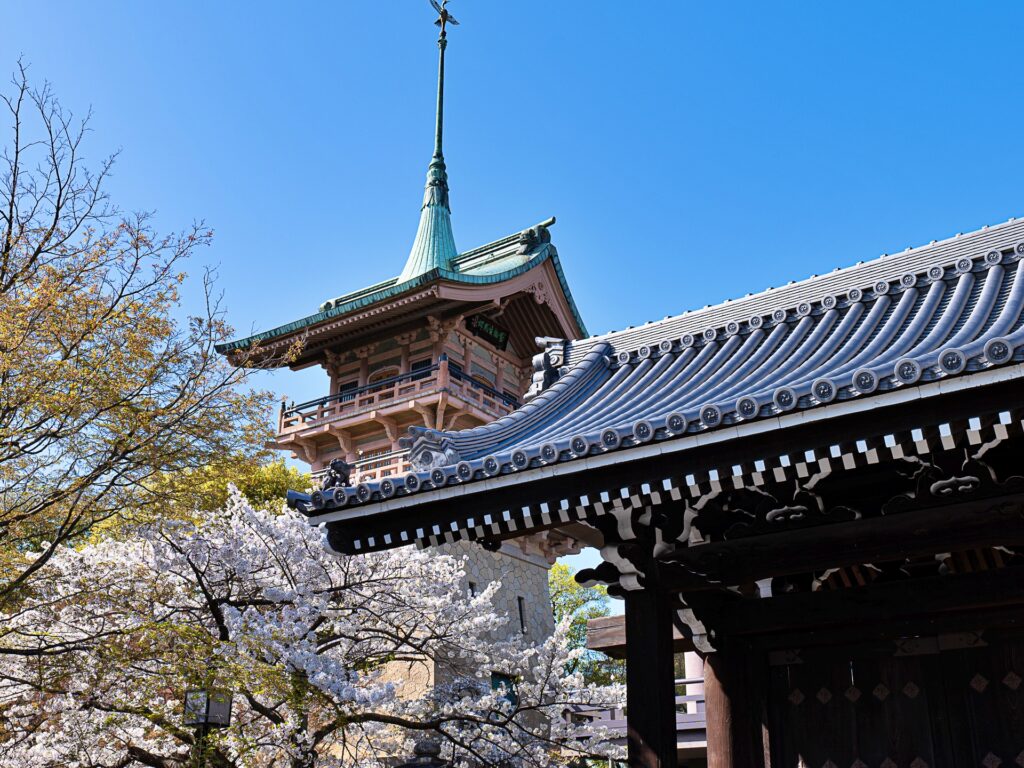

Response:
(6, 1), (1023, 585)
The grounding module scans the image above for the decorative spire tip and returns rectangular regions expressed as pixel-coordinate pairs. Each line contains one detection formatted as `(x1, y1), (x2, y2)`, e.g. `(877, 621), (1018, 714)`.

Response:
(398, 0), (462, 283)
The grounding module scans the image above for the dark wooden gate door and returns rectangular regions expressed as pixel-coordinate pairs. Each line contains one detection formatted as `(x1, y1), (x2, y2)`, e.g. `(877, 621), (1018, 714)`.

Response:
(768, 638), (1024, 767)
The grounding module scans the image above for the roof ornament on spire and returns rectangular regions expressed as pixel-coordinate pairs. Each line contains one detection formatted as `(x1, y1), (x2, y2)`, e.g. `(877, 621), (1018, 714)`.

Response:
(398, 0), (461, 283)
(432, 0), (459, 34)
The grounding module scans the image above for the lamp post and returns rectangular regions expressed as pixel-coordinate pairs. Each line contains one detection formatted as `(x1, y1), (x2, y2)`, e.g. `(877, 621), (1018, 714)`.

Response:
(395, 739), (451, 768)
(182, 688), (232, 768)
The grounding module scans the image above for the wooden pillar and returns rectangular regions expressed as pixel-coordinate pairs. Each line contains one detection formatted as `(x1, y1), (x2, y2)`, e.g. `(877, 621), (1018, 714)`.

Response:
(396, 333), (414, 375)
(437, 355), (450, 387)
(462, 336), (473, 374)
(704, 647), (767, 768)
(492, 353), (505, 391)
(624, 588), (677, 768)
(354, 345), (375, 387)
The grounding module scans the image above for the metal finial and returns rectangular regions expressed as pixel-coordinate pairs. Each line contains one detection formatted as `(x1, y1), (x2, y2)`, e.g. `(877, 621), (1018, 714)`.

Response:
(427, 0), (457, 164)
(430, 0), (459, 35)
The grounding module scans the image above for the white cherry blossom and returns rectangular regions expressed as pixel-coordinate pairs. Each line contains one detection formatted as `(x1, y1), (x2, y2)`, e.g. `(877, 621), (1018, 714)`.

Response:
(0, 490), (622, 767)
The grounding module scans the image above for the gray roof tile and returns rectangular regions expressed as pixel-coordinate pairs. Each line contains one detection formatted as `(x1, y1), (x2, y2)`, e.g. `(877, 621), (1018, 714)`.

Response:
(294, 217), (1024, 513)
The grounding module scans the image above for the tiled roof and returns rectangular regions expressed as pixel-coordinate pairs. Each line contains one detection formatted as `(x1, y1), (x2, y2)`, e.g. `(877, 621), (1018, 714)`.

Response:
(292, 216), (1024, 513)
(566, 218), (1024, 364)
(215, 220), (587, 353)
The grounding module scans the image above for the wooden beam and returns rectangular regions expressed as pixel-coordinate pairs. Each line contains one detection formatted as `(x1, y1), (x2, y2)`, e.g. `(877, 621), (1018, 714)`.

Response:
(326, 426), (354, 456)
(586, 614), (693, 659)
(703, 565), (1024, 643)
(752, 609), (1022, 657)
(371, 413), (399, 443)
(624, 589), (677, 768)
(434, 393), (448, 430)
(657, 496), (1024, 591)
(281, 435), (317, 465)
(413, 404), (434, 428)
(444, 409), (469, 431)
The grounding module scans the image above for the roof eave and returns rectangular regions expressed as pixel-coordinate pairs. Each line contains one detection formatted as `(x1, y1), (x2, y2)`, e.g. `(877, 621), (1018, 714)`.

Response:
(300, 361), (1024, 539)
(216, 246), (586, 358)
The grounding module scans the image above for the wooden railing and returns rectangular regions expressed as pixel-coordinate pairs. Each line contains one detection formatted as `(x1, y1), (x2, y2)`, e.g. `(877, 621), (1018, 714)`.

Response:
(565, 677), (706, 742)
(278, 357), (519, 434)
(311, 450), (412, 484)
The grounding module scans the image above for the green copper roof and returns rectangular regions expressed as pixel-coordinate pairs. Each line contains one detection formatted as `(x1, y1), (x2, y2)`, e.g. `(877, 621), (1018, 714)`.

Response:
(400, 156), (458, 281)
(215, 223), (587, 355)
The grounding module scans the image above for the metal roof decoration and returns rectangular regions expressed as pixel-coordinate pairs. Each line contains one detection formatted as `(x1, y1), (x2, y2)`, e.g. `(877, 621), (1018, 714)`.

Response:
(398, 0), (460, 283)
(216, 0), (588, 358)
(290, 217), (1024, 527)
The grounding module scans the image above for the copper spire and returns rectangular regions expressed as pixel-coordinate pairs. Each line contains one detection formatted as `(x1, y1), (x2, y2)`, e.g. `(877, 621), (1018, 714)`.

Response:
(398, 0), (461, 282)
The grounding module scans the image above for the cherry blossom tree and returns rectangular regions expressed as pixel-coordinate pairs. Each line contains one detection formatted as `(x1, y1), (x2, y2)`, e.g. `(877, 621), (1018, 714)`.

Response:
(0, 491), (622, 767)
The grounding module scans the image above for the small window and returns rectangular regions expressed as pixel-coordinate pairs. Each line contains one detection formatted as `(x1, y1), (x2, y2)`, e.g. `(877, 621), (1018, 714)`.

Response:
(411, 358), (432, 381)
(470, 363), (495, 388)
(490, 672), (518, 707)
(337, 380), (358, 401)
(446, 359), (465, 383)
(368, 366), (399, 385)
(517, 596), (527, 634)
(468, 581), (477, 597)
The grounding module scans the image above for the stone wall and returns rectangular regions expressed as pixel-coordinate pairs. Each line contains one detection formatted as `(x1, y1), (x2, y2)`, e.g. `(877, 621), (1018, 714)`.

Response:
(379, 542), (555, 699)
(443, 540), (555, 642)
(378, 656), (436, 700)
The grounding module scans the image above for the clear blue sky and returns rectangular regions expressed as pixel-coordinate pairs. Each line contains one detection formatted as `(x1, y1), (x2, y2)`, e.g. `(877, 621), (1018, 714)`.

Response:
(6, 2), (1023, 583)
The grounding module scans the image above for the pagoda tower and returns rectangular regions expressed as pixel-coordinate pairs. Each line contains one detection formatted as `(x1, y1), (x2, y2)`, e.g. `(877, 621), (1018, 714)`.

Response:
(218, 2), (589, 649)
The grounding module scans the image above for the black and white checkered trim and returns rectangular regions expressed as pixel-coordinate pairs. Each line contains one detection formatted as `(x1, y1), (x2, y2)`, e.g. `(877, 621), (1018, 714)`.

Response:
(345, 408), (1023, 553)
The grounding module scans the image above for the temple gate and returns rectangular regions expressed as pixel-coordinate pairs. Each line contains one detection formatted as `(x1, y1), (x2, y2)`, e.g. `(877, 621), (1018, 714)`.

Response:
(290, 218), (1024, 766)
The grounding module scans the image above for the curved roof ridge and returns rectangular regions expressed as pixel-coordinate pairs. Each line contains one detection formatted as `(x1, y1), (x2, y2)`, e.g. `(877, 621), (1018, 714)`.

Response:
(454, 217), (556, 264)
(217, 225), (586, 354)
(569, 216), (1024, 362)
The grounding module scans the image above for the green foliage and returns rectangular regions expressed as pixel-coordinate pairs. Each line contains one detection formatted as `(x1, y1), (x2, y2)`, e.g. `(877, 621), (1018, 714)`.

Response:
(0, 65), (277, 605)
(548, 562), (626, 686)
(156, 457), (310, 513)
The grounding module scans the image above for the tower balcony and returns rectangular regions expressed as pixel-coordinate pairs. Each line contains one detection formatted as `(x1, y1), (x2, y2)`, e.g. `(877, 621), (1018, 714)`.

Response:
(308, 448), (413, 485)
(275, 358), (520, 468)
